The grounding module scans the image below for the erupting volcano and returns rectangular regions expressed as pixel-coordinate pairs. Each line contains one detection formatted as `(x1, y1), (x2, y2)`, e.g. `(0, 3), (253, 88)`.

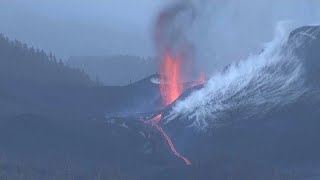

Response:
(144, 52), (205, 165)
(144, 0), (207, 166)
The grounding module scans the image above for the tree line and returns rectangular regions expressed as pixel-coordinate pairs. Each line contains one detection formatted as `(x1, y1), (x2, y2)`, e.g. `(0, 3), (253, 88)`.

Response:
(0, 33), (94, 87)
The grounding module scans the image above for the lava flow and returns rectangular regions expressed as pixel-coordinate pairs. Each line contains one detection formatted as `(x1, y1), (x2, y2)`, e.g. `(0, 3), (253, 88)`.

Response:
(146, 52), (205, 165)
(144, 114), (191, 165)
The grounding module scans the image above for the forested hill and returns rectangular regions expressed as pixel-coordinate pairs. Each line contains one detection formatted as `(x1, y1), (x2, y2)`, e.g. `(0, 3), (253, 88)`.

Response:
(0, 33), (160, 118)
(0, 33), (94, 87)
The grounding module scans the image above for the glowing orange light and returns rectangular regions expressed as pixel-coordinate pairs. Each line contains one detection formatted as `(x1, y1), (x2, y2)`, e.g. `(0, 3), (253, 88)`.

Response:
(154, 124), (191, 165)
(147, 51), (207, 166)
(160, 53), (184, 106)
(144, 113), (191, 165)
(199, 71), (206, 85)
(190, 71), (206, 87)
(144, 114), (162, 126)
(160, 52), (206, 105)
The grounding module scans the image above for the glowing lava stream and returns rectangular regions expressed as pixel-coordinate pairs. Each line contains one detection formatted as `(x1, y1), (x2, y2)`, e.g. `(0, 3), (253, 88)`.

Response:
(153, 52), (205, 165)
(145, 114), (191, 165)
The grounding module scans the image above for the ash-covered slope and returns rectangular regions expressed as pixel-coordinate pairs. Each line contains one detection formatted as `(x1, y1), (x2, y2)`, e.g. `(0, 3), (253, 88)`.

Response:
(92, 74), (163, 115)
(156, 25), (320, 170)
(162, 25), (320, 128)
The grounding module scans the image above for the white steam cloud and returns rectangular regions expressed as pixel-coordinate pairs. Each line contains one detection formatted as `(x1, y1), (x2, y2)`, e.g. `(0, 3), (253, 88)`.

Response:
(164, 22), (316, 130)
(168, 0), (320, 74)
(158, 0), (320, 130)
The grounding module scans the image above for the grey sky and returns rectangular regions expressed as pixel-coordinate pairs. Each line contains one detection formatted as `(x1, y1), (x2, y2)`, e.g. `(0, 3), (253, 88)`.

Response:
(1, 0), (320, 70)
(0, 0), (167, 59)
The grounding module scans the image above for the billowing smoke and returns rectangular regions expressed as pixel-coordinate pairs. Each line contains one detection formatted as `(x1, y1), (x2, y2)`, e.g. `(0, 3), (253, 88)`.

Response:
(155, 0), (320, 131)
(154, 1), (193, 55)
(154, 0), (204, 80)
(165, 22), (314, 130)
(202, 0), (320, 75)
(157, 0), (320, 76)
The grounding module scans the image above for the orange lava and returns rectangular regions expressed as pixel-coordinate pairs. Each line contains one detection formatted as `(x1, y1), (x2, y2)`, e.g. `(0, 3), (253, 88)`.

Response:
(190, 72), (206, 88)
(144, 114), (162, 126)
(149, 52), (206, 166)
(154, 124), (191, 165)
(144, 114), (191, 165)
(199, 71), (206, 85)
(160, 53), (184, 106)
(160, 52), (206, 105)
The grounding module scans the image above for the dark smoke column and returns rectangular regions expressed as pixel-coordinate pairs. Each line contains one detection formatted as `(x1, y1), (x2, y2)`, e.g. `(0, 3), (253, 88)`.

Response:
(154, 0), (205, 105)
(154, 1), (197, 78)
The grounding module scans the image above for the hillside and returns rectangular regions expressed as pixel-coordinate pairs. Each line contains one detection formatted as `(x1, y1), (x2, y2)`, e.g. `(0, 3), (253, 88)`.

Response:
(0, 34), (165, 179)
(0, 34), (94, 87)
(68, 55), (158, 86)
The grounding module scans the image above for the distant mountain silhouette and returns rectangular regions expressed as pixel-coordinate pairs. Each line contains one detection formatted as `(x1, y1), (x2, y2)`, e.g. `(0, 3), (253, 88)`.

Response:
(67, 55), (158, 86)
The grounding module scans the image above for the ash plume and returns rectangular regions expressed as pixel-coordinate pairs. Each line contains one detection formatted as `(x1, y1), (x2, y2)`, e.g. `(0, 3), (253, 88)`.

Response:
(156, 0), (320, 77)
(154, 0), (206, 80)
(154, 1), (320, 129)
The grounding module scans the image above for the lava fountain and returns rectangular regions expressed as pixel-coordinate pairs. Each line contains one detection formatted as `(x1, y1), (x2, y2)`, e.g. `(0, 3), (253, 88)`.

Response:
(144, 0), (206, 166)
(160, 53), (184, 106)
(146, 52), (205, 165)
(159, 52), (205, 105)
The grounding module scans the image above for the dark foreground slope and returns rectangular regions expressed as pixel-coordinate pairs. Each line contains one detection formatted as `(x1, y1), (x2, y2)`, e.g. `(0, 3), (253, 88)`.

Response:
(0, 35), (165, 179)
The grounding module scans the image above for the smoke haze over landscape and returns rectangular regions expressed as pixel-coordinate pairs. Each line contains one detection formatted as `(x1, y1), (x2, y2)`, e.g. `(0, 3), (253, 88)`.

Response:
(156, 0), (320, 75)
(1, 0), (319, 59)
(1, 0), (320, 81)
(2, 1), (320, 179)
(0, 0), (165, 58)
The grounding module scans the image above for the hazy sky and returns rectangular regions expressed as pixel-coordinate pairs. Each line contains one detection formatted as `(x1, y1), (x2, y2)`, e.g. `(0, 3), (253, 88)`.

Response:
(1, 0), (320, 71)
(0, 0), (167, 59)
